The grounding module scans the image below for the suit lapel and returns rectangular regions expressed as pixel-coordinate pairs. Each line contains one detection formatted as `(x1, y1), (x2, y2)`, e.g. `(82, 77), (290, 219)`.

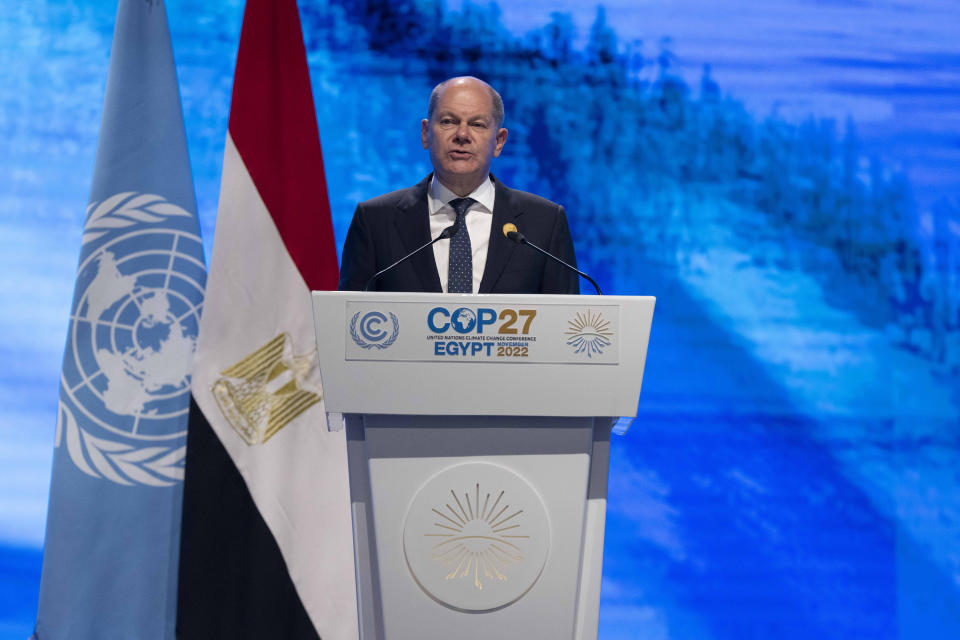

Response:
(479, 176), (522, 293)
(394, 176), (443, 293)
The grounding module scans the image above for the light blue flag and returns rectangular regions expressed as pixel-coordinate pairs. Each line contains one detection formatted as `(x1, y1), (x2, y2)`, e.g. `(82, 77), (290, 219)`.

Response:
(34, 1), (204, 638)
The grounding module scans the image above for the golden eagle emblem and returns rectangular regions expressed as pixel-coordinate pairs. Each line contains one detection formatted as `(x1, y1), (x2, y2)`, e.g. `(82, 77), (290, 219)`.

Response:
(211, 333), (321, 445)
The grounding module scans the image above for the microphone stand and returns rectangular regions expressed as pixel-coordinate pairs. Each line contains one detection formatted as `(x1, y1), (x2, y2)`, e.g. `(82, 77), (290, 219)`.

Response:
(364, 225), (457, 292)
(505, 229), (602, 295)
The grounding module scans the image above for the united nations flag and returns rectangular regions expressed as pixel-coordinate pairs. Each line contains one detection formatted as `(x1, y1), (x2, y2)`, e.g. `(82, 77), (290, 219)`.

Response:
(34, 2), (204, 639)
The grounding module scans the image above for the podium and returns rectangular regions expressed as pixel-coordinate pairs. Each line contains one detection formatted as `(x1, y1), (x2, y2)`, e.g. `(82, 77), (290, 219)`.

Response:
(312, 292), (654, 639)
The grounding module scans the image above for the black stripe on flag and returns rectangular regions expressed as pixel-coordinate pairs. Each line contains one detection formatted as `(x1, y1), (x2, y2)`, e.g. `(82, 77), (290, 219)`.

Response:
(176, 397), (321, 639)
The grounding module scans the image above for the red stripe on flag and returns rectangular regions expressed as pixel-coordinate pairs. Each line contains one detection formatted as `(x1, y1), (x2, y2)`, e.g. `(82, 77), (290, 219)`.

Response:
(227, 0), (338, 291)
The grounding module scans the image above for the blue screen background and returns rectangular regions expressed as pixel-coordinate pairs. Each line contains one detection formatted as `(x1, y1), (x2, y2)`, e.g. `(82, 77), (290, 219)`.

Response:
(2, 1), (959, 638)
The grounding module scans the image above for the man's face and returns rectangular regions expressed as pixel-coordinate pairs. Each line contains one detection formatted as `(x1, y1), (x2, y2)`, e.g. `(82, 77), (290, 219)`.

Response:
(421, 80), (508, 193)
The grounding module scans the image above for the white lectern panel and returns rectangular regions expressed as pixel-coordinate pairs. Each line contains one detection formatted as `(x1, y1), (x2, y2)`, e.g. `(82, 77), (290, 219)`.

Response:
(311, 292), (654, 417)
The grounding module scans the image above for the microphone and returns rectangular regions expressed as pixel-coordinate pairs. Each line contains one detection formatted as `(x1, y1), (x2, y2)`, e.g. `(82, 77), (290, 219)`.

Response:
(502, 223), (602, 295)
(364, 224), (458, 291)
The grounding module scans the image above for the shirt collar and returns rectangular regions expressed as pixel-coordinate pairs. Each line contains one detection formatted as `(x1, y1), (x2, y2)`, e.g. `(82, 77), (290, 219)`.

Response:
(428, 175), (495, 215)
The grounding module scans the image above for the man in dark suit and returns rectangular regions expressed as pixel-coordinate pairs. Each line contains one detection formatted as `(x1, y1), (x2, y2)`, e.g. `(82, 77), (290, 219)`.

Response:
(338, 76), (579, 294)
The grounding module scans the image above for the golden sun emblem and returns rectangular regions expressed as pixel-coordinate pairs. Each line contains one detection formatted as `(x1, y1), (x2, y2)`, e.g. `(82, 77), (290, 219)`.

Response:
(565, 309), (613, 357)
(425, 483), (529, 590)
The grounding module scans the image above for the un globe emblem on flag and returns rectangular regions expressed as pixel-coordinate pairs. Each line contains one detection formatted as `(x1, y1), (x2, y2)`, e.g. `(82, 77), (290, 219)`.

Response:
(57, 193), (205, 486)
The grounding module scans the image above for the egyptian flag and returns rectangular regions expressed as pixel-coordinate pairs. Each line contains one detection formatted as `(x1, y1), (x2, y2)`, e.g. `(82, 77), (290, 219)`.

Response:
(176, 1), (356, 638)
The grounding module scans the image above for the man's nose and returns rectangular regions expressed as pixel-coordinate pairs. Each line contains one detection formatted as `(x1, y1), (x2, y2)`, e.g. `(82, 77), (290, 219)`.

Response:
(453, 122), (471, 142)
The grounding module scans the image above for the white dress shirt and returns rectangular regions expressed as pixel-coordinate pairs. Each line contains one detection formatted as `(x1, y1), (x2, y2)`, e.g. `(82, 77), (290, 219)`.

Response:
(428, 176), (495, 293)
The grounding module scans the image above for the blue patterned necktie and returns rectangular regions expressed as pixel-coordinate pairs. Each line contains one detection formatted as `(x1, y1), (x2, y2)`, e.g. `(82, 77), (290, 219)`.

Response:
(447, 197), (475, 293)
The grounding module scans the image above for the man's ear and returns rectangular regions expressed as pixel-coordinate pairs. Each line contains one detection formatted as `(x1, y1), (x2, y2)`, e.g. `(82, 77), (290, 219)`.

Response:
(421, 119), (430, 149)
(493, 127), (508, 158)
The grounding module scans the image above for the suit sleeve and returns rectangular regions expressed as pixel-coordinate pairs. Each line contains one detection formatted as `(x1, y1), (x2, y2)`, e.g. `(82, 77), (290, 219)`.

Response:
(541, 205), (580, 294)
(338, 204), (374, 291)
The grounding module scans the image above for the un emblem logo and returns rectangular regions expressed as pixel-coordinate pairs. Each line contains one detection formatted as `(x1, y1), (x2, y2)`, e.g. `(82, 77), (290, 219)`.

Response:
(57, 192), (205, 486)
(349, 311), (399, 350)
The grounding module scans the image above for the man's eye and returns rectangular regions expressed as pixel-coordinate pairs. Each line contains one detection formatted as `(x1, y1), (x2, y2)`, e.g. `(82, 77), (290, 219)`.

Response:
(471, 122), (488, 128)
(440, 118), (455, 125)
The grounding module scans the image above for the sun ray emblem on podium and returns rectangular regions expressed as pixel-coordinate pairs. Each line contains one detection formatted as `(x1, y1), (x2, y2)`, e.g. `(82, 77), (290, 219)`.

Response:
(424, 483), (530, 590)
(565, 309), (613, 357)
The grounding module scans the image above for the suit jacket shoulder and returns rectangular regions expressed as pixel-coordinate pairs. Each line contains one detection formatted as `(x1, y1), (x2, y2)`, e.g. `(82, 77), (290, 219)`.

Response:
(356, 178), (427, 212)
(338, 176), (437, 292)
(495, 184), (560, 210)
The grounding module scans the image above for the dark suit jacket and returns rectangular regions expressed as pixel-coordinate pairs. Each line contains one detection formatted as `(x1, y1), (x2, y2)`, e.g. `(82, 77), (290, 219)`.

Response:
(338, 175), (579, 294)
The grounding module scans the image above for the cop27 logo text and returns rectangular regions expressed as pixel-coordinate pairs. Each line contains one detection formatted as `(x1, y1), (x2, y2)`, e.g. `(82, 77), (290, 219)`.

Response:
(427, 307), (537, 334)
(350, 311), (400, 349)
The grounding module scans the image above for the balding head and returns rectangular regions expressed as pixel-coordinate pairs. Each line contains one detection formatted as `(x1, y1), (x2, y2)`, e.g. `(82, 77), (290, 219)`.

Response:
(427, 76), (504, 127)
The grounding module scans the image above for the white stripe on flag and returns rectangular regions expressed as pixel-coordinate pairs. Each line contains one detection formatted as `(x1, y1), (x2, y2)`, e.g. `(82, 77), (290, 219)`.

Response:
(192, 133), (357, 639)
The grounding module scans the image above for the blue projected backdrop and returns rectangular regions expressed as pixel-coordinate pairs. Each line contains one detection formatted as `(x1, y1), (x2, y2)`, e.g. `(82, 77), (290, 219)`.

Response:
(2, 1), (959, 638)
